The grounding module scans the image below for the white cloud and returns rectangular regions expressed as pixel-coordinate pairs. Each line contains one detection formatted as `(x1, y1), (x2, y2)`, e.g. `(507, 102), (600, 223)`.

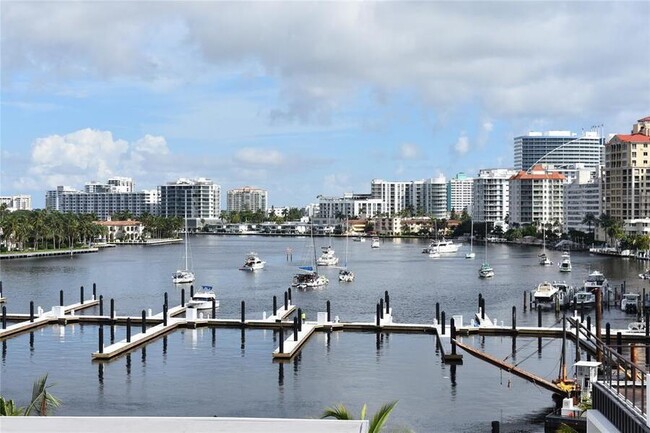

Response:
(453, 134), (470, 156)
(477, 120), (494, 147)
(398, 143), (421, 160)
(234, 148), (284, 166)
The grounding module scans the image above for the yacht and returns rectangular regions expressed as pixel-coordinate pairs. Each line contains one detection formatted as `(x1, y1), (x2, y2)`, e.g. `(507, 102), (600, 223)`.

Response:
(583, 270), (609, 294)
(478, 262), (494, 278)
(353, 236), (366, 243)
(316, 246), (339, 266)
(559, 257), (572, 272)
(572, 290), (596, 309)
(338, 269), (355, 282)
(423, 239), (460, 254)
(538, 253), (552, 266)
(239, 252), (265, 271)
(533, 281), (559, 310)
(639, 269), (650, 280)
(620, 293), (640, 314)
(172, 192), (195, 284)
(292, 272), (329, 289)
(187, 286), (219, 310)
(371, 237), (380, 249)
(553, 281), (574, 308)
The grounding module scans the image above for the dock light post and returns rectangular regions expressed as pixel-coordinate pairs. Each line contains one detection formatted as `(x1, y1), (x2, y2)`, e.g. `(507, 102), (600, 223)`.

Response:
(99, 295), (104, 316)
(326, 300), (331, 322)
(273, 296), (277, 315)
(30, 301), (34, 322)
(93, 283), (97, 301)
(241, 301), (246, 324)
(98, 326), (104, 354)
(441, 311), (446, 335)
(80, 286), (84, 304)
(60, 290), (64, 306)
(141, 310), (146, 333)
(293, 317), (299, 341)
(126, 318), (131, 342)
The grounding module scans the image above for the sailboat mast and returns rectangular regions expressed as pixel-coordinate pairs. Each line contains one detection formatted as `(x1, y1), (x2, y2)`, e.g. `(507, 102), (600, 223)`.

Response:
(184, 190), (189, 270)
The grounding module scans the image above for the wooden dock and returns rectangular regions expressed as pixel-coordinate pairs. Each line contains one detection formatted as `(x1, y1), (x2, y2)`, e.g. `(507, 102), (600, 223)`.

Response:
(93, 319), (183, 360)
(273, 323), (317, 359)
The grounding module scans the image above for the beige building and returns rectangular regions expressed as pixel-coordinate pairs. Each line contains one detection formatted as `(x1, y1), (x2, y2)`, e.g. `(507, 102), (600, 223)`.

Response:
(509, 164), (565, 229)
(603, 116), (650, 235)
(95, 220), (145, 242)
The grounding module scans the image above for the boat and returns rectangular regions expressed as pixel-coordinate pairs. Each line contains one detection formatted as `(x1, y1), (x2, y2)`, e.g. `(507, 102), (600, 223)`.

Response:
(620, 293), (640, 314)
(371, 237), (380, 249)
(583, 270), (609, 294)
(558, 257), (572, 272)
(352, 236), (366, 243)
(572, 290), (596, 309)
(187, 285), (219, 310)
(465, 219), (476, 259)
(639, 269), (650, 280)
(552, 281), (575, 308)
(338, 228), (354, 282)
(628, 318), (646, 333)
(428, 250), (441, 258)
(423, 239), (460, 254)
(316, 245), (339, 266)
(172, 192), (195, 284)
(292, 222), (329, 290)
(239, 252), (265, 271)
(538, 227), (552, 266)
(478, 222), (494, 278)
(533, 281), (559, 310)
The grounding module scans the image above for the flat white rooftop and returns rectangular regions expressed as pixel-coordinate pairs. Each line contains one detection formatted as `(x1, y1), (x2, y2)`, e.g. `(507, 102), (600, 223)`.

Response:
(1, 416), (369, 433)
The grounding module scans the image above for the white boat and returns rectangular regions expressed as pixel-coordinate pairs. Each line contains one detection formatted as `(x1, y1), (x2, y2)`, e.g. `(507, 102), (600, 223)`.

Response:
(429, 250), (441, 258)
(553, 281), (575, 308)
(559, 257), (572, 272)
(478, 222), (494, 278)
(583, 270), (608, 294)
(371, 237), (380, 249)
(423, 239), (460, 254)
(620, 293), (640, 313)
(352, 236), (366, 243)
(172, 192), (195, 284)
(533, 281), (559, 310)
(465, 220), (475, 259)
(538, 227), (552, 266)
(572, 290), (596, 309)
(639, 270), (650, 280)
(239, 252), (265, 271)
(316, 245), (339, 266)
(338, 227), (354, 282)
(628, 319), (646, 333)
(187, 286), (219, 310)
(292, 222), (329, 289)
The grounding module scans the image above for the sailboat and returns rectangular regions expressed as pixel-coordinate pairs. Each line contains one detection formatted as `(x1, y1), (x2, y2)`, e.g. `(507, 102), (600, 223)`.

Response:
(465, 219), (476, 259)
(172, 192), (195, 284)
(339, 223), (354, 282)
(478, 222), (494, 278)
(292, 221), (329, 289)
(539, 225), (552, 266)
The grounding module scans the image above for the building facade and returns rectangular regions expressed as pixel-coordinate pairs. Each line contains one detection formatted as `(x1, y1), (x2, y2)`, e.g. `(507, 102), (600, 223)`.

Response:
(447, 172), (473, 214)
(509, 165), (565, 228)
(563, 169), (601, 233)
(603, 116), (650, 235)
(159, 178), (221, 219)
(514, 130), (604, 174)
(370, 177), (447, 218)
(226, 187), (268, 213)
(317, 193), (383, 222)
(471, 169), (518, 223)
(0, 195), (32, 211)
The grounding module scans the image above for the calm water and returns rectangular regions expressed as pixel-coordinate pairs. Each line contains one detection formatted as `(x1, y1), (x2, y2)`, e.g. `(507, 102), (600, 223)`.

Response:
(1, 236), (648, 432)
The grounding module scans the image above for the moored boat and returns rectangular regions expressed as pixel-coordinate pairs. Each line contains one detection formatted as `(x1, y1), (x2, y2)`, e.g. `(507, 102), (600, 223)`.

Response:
(371, 237), (380, 249)
(316, 246), (339, 266)
(533, 281), (559, 310)
(239, 252), (265, 271)
(620, 293), (640, 313)
(187, 286), (219, 310)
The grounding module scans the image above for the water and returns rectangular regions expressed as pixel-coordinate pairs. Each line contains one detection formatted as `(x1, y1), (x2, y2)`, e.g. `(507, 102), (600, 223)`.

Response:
(1, 236), (648, 431)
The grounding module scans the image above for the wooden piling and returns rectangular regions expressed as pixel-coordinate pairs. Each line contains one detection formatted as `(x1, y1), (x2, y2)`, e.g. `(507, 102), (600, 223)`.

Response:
(279, 327), (284, 353)
(2, 306), (6, 329)
(288, 287), (292, 303)
(435, 302), (440, 323)
(523, 291), (527, 312)
(126, 318), (131, 342)
(512, 306), (516, 330)
(616, 332), (622, 355)
(30, 301), (34, 323)
(450, 317), (456, 356)
(379, 299), (384, 319)
(211, 298), (216, 317)
(273, 296), (277, 316)
(385, 291), (390, 313)
(326, 300), (331, 322)
(376, 304), (380, 326)
(98, 325), (104, 353)
(297, 308), (302, 331)
(293, 317), (298, 341)
(93, 283), (97, 301)
(181, 289), (185, 307)
(241, 301), (246, 324)
(141, 310), (146, 333)
(60, 290), (64, 307)
(441, 311), (446, 335)
(80, 286), (84, 304)
(99, 295), (104, 316)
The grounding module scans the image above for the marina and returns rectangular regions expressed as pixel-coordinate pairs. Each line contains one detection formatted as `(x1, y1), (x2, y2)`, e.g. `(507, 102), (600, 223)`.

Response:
(1, 236), (649, 432)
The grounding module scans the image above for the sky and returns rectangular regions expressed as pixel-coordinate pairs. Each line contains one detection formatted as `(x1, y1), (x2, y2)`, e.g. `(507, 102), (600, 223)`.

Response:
(1, 1), (649, 209)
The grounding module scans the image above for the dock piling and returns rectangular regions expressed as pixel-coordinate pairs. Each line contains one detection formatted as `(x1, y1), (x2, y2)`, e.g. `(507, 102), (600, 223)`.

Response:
(288, 288), (292, 304)
(60, 290), (64, 307)
(478, 293), (482, 313)
(141, 310), (146, 333)
(480, 298), (485, 320)
(605, 323), (610, 345)
(379, 299), (384, 319)
(273, 296), (277, 316)
(126, 317), (131, 342)
(93, 283), (96, 301)
(212, 298), (216, 317)
(529, 291), (532, 310)
(450, 317), (456, 355)
(616, 332), (622, 355)
(523, 291), (527, 312)
(2, 306), (6, 329)
(376, 304), (380, 327)
(30, 301), (34, 322)
(385, 291), (390, 313)
(297, 308), (302, 331)
(164, 292), (168, 309)
(284, 291), (288, 310)
(181, 289), (185, 307)
(163, 304), (168, 326)
(326, 300), (331, 322)
(441, 311), (446, 335)
(99, 295), (104, 316)
(435, 302), (440, 323)
(293, 317), (299, 341)
(537, 307), (542, 353)
(241, 301), (246, 325)
(98, 325), (103, 354)
(80, 286), (84, 304)
(279, 327), (284, 353)
(511, 306), (516, 330)
(491, 421), (500, 433)
(110, 298), (115, 321)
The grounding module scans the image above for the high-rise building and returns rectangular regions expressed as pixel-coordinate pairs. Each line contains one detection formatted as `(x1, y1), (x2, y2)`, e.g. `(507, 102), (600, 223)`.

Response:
(0, 195), (32, 211)
(447, 172), (473, 214)
(471, 169), (518, 223)
(370, 177), (447, 218)
(159, 178), (221, 219)
(317, 193), (383, 221)
(514, 130), (604, 176)
(226, 187), (268, 213)
(564, 169), (601, 233)
(603, 116), (650, 235)
(509, 165), (565, 227)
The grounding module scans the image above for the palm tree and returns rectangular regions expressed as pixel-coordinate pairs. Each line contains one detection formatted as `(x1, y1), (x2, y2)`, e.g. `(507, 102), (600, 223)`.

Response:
(581, 212), (597, 236)
(0, 374), (61, 416)
(321, 401), (398, 433)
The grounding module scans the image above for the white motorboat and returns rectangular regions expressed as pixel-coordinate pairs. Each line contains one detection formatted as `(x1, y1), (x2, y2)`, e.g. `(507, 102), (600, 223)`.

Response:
(338, 269), (354, 282)
(639, 270), (650, 280)
(552, 281), (574, 308)
(620, 293), (640, 313)
(352, 236), (366, 243)
(533, 281), (559, 310)
(172, 192), (195, 284)
(628, 319), (646, 333)
(239, 252), (265, 271)
(292, 271), (329, 289)
(572, 290), (596, 309)
(371, 237), (380, 249)
(429, 250), (441, 258)
(423, 239), (460, 254)
(559, 257), (572, 272)
(583, 270), (609, 294)
(465, 219), (476, 259)
(538, 227), (552, 266)
(316, 245), (339, 266)
(478, 262), (494, 278)
(187, 286), (219, 310)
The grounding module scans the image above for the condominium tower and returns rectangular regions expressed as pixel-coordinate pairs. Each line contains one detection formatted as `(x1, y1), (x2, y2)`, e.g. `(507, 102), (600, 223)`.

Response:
(159, 178), (221, 219)
(226, 187), (268, 213)
(471, 169), (517, 223)
(509, 165), (565, 227)
(447, 172), (473, 214)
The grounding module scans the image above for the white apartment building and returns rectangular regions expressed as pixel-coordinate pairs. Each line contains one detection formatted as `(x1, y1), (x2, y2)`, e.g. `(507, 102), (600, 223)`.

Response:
(471, 169), (517, 223)
(370, 177), (447, 218)
(107, 177), (134, 193)
(159, 178), (221, 219)
(317, 193), (383, 222)
(514, 130), (604, 173)
(0, 195), (32, 211)
(564, 169), (601, 233)
(45, 184), (158, 220)
(604, 116), (650, 236)
(447, 172), (473, 214)
(226, 187), (268, 213)
(509, 165), (565, 228)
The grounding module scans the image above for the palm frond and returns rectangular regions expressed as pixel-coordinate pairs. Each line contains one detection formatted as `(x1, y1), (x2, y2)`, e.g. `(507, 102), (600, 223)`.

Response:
(360, 403), (367, 421)
(321, 403), (355, 420)
(368, 401), (398, 433)
(24, 374), (61, 416)
(0, 397), (24, 416)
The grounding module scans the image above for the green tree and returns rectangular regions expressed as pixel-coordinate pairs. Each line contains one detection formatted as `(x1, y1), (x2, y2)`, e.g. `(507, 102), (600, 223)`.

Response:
(321, 401), (398, 433)
(0, 374), (61, 416)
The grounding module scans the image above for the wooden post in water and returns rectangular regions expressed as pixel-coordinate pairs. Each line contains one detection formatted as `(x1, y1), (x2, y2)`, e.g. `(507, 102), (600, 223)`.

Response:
(211, 298), (216, 317)
(523, 291), (527, 312)
(512, 306), (516, 330)
(98, 325), (104, 353)
(60, 290), (64, 306)
(30, 301), (34, 322)
(478, 293), (483, 314)
(491, 420), (500, 433)
(293, 317), (299, 341)
(297, 308), (302, 331)
(379, 299), (384, 319)
(537, 306), (542, 353)
(93, 283), (97, 301)
(110, 298), (115, 321)
(126, 317), (131, 342)
(0, 281), (2, 298)
(288, 287), (292, 304)
(99, 295), (104, 316)
(2, 306), (6, 329)
(481, 298), (486, 320)
(181, 289), (185, 307)
(241, 301), (246, 325)
(441, 311), (446, 335)
(163, 304), (168, 326)
(529, 291), (532, 311)
(326, 300), (331, 322)
(284, 291), (288, 310)
(273, 296), (277, 316)
(435, 302), (440, 323)
(164, 292), (168, 309)
(450, 317), (457, 355)
(141, 310), (146, 333)
(376, 303), (380, 326)
(279, 327), (284, 353)
(616, 332), (622, 355)
(80, 286), (84, 304)
(385, 291), (390, 313)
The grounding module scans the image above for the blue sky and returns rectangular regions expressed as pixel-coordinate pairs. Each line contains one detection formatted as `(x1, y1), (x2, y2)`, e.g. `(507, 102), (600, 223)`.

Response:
(2, 1), (649, 209)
